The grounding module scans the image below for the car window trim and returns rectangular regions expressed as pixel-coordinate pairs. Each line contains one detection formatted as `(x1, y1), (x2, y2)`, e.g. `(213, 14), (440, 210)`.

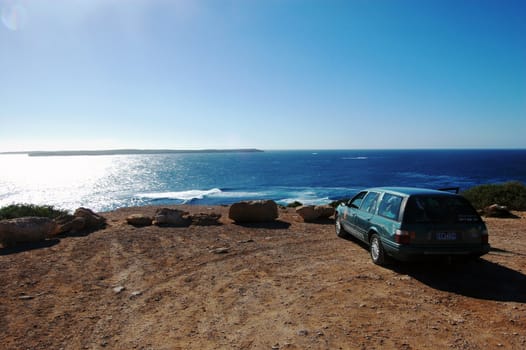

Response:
(349, 191), (367, 208)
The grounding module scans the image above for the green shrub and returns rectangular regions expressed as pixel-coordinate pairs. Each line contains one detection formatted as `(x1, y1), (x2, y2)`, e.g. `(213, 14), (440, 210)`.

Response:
(0, 204), (69, 220)
(287, 201), (303, 208)
(329, 198), (350, 208)
(461, 181), (526, 210)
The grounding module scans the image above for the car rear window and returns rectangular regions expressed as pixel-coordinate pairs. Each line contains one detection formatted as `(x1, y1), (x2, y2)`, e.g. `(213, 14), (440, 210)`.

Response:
(403, 195), (481, 224)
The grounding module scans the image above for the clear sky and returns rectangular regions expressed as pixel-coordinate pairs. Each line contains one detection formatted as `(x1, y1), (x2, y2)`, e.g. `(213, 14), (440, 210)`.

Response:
(1, 0), (525, 151)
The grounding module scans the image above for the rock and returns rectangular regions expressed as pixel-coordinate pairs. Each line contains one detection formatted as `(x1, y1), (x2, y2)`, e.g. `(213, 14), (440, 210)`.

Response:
(296, 205), (335, 222)
(54, 215), (86, 234)
(315, 205), (335, 219)
(125, 214), (153, 227)
(297, 329), (309, 336)
(153, 208), (190, 227)
(189, 213), (221, 226)
(113, 286), (125, 294)
(228, 200), (278, 223)
(480, 204), (518, 218)
(210, 247), (229, 254)
(0, 217), (57, 247)
(295, 205), (318, 222)
(54, 208), (106, 234)
(74, 208), (106, 229)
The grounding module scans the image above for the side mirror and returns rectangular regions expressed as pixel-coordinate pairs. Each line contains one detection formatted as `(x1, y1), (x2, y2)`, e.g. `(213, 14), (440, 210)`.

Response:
(350, 202), (359, 209)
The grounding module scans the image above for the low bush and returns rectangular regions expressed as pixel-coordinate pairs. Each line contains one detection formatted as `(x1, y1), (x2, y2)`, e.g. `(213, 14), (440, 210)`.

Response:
(0, 204), (69, 220)
(461, 181), (526, 210)
(329, 198), (350, 208)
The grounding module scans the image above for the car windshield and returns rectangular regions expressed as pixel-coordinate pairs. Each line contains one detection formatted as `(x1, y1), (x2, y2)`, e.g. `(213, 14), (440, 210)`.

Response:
(403, 195), (480, 224)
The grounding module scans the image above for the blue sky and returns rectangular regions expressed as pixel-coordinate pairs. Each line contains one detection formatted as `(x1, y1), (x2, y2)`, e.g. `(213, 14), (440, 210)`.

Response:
(0, 0), (525, 151)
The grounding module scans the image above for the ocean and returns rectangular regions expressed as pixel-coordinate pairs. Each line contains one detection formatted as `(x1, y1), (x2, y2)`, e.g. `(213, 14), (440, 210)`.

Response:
(1, 149), (525, 213)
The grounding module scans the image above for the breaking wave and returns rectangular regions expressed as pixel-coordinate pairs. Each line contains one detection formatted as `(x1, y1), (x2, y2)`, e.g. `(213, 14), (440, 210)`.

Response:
(134, 187), (348, 207)
(136, 188), (222, 203)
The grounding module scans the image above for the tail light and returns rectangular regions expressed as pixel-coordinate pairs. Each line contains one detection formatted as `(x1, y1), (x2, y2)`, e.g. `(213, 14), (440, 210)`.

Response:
(395, 230), (414, 244)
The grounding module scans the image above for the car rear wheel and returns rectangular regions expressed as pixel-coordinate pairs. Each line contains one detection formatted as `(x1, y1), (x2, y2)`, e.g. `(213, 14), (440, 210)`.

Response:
(370, 234), (387, 266)
(335, 215), (349, 238)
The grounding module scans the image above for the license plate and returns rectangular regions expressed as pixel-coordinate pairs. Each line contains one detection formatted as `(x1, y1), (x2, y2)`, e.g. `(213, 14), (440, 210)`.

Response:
(436, 232), (457, 240)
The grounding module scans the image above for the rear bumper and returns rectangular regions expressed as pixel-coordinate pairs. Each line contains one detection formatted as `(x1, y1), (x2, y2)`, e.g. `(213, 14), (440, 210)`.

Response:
(384, 242), (491, 261)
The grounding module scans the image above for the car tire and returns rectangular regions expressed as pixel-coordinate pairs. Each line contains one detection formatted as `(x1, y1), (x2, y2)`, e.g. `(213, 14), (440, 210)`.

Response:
(370, 234), (387, 266)
(335, 215), (349, 238)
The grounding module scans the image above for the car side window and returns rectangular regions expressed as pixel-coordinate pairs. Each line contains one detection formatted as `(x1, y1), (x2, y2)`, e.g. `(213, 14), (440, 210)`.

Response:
(378, 193), (403, 220)
(349, 191), (367, 208)
(360, 192), (380, 214)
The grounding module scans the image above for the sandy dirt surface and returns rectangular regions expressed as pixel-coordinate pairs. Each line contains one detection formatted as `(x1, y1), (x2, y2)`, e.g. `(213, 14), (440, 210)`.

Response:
(1, 206), (525, 349)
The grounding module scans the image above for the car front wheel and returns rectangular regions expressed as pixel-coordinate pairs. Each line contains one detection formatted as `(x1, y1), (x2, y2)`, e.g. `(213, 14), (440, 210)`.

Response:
(370, 234), (387, 266)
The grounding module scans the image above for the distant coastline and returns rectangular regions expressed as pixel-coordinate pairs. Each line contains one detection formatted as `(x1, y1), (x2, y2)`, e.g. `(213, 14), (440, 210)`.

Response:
(0, 149), (264, 157)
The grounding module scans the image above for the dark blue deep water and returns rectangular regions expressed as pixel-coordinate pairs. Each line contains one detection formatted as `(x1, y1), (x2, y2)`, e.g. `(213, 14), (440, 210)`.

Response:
(1, 149), (525, 212)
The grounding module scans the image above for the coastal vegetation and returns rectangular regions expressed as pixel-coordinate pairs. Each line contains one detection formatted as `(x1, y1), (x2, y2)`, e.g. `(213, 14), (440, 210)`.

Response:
(462, 181), (526, 210)
(0, 204), (68, 220)
(286, 201), (303, 208)
(329, 199), (350, 208)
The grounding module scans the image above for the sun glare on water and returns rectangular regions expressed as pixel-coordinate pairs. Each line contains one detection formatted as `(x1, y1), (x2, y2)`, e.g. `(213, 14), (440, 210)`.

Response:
(0, 155), (118, 211)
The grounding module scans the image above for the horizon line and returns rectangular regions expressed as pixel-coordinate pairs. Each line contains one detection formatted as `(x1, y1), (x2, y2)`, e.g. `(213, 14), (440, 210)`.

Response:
(0, 148), (264, 157)
(1, 147), (526, 156)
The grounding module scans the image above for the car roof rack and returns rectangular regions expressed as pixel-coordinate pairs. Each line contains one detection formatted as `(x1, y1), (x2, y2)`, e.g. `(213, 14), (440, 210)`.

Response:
(437, 187), (460, 194)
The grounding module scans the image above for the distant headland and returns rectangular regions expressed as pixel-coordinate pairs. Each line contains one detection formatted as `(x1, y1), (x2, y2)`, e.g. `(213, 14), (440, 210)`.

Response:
(1, 149), (264, 157)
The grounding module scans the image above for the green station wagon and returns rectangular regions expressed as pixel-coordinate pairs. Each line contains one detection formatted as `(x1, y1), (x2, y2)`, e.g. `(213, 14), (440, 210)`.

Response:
(335, 187), (490, 265)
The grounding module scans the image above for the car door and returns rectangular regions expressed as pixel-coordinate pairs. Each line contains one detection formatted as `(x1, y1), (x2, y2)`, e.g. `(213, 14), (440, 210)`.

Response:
(340, 191), (367, 238)
(354, 191), (381, 241)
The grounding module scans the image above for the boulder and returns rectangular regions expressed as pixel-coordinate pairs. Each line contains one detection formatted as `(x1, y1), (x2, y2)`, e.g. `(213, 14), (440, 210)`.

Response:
(153, 208), (190, 227)
(54, 214), (87, 234)
(480, 204), (518, 218)
(295, 205), (318, 222)
(315, 205), (335, 219)
(54, 208), (106, 234)
(228, 200), (278, 223)
(126, 214), (153, 227)
(74, 207), (106, 229)
(189, 213), (222, 226)
(0, 217), (57, 247)
(296, 205), (335, 222)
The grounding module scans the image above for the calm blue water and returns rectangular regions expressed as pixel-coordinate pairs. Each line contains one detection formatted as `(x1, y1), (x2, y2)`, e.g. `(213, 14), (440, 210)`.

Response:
(1, 149), (525, 212)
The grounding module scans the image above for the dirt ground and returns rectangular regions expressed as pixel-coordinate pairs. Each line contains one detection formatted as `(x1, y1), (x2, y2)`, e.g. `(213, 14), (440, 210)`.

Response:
(1, 206), (525, 350)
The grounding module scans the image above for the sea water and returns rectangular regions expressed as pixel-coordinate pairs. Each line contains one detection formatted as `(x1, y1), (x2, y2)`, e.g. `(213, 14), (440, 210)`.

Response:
(1, 149), (525, 212)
